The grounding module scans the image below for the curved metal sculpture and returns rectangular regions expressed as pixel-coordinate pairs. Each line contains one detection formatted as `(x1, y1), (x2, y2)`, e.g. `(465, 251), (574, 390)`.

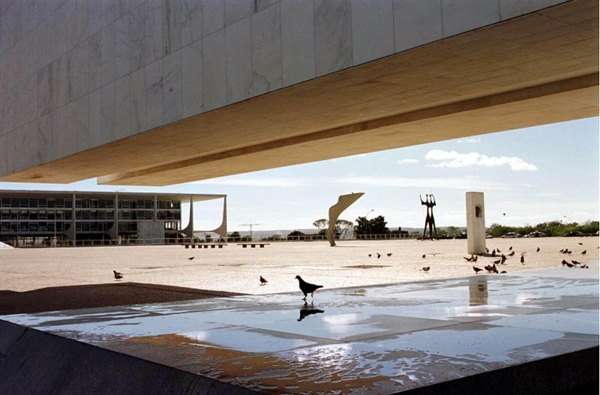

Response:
(326, 193), (364, 247)
(183, 196), (228, 241)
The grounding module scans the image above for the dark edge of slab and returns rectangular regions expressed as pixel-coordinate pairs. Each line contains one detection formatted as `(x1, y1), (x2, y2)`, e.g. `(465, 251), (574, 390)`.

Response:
(0, 319), (258, 395)
(400, 346), (599, 395)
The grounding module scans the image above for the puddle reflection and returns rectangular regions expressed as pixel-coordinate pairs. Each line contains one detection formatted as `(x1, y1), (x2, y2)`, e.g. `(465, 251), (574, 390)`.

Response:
(469, 277), (488, 306)
(298, 303), (325, 322)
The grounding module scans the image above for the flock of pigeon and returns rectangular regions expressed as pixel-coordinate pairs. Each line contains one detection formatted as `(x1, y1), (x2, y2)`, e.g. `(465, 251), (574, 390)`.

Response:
(112, 242), (592, 302)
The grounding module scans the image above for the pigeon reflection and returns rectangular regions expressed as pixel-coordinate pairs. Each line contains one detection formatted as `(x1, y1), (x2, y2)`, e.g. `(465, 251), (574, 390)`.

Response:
(298, 302), (325, 322)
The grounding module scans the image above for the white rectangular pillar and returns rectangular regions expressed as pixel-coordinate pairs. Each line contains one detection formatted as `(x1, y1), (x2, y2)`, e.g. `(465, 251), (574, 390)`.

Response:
(466, 192), (486, 255)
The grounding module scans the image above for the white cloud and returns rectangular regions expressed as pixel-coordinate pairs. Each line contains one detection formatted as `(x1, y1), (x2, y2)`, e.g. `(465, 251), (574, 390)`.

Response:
(456, 137), (481, 144)
(335, 176), (511, 190)
(425, 149), (537, 171)
(397, 158), (420, 165)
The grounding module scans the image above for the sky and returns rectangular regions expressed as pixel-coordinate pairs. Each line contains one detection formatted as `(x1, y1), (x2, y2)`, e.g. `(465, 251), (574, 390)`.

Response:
(1, 118), (598, 232)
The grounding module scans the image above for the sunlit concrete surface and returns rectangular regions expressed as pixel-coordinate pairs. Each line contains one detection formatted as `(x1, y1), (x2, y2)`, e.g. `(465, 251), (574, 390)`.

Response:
(0, 237), (597, 294)
(2, 268), (597, 394)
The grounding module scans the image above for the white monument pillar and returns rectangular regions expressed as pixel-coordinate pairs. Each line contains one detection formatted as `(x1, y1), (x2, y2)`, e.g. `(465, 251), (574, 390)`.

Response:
(466, 192), (486, 255)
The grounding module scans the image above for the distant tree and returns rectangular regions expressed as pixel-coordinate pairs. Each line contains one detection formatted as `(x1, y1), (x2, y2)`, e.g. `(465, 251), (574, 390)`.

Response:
(336, 219), (354, 238)
(287, 230), (306, 240)
(354, 215), (389, 235)
(312, 218), (328, 232)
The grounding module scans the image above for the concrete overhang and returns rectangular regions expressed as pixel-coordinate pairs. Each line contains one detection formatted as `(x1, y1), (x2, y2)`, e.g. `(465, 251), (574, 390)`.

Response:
(2, 0), (597, 186)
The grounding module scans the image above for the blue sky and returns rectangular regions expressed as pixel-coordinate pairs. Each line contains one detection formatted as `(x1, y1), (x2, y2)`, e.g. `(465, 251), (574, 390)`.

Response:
(1, 118), (598, 231)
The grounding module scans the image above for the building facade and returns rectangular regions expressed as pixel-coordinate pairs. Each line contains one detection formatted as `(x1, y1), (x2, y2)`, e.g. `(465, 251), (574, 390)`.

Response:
(0, 190), (226, 247)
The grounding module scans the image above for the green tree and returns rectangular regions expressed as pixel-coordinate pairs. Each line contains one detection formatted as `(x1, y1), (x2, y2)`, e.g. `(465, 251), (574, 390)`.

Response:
(312, 218), (328, 232)
(354, 215), (389, 235)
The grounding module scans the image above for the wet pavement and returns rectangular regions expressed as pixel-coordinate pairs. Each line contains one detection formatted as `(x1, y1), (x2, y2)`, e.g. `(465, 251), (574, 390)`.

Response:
(2, 269), (598, 394)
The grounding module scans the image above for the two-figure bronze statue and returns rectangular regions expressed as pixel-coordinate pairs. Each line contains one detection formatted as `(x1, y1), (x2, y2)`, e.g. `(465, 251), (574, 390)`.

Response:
(421, 194), (438, 240)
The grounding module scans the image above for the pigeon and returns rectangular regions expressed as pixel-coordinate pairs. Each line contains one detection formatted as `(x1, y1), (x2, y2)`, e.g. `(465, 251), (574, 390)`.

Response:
(536, 247), (541, 252)
(368, 254), (372, 257)
(492, 264), (499, 274)
(421, 266), (430, 272)
(581, 250), (587, 255)
(562, 260), (574, 268)
(473, 266), (483, 274)
(376, 253), (381, 259)
(492, 249), (496, 255)
(500, 270), (507, 274)
(113, 270), (123, 280)
(298, 304), (324, 322)
(580, 264), (589, 269)
(188, 256), (195, 260)
(497, 248), (502, 253)
(520, 255), (525, 264)
(485, 248), (490, 253)
(507, 251), (515, 257)
(500, 255), (507, 264)
(509, 246), (513, 251)
(422, 254), (427, 259)
(295, 275), (323, 301)
(484, 265), (494, 273)
(493, 259), (501, 265)
(464, 256), (472, 262)
(387, 253), (393, 257)
(578, 242), (583, 246)
(472, 255), (478, 262)
(571, 260), (581, 265)
(559, 249), (565, 253)
(259, 275), (268, 285)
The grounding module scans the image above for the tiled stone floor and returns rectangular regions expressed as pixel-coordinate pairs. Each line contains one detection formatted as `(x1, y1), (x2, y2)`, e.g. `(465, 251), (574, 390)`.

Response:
(2, 269), (598, 394)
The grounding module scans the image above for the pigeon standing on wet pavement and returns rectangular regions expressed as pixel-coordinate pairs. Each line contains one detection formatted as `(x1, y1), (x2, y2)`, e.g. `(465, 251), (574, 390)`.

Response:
(295, 275), (323, 301)
(422, 254), (426, 259)
(520, 254), (525, 265)
(387, 253), (392, 257)
(581, 250), (587, 255)
(421, 266), (430, 272)
(113, 270), (123, 280)
(188, 257), (195, 260)
(473, 266), (483, 274)
(260, 275), (268, 285)
(536, 247), (541, 252)
(376, 253), (381, 259)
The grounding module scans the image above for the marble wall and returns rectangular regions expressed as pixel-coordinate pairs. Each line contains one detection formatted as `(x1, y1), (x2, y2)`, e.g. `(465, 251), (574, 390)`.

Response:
(0, 0), (568, 177)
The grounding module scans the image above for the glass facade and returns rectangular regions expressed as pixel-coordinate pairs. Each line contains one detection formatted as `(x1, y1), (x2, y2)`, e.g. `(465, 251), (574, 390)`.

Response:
(0, 192), (190, 247)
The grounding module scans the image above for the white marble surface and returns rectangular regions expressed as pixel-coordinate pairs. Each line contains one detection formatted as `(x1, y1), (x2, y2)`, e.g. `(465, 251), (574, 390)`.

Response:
(225, 18), (252, 103)
(182, 40), (204, 118)
(0, 0), (571, 176)
(499, 0), (567, 20)
(251, 3), (282, 96)
(442, 0), (500, 37)
(394, 0), (443, 52)
(315, 0), (353, 76)
(161, 50), (183, 124)
(202, 30), (227, 111)
(351, 0), (394, 64)
(202, 0), (225, 36)
(281, 0), (315, 86)
(225, 0), (254, 26)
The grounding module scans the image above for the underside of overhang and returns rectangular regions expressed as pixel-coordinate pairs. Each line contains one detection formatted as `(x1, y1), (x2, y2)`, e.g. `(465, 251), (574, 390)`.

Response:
(2, 0), (598, 186)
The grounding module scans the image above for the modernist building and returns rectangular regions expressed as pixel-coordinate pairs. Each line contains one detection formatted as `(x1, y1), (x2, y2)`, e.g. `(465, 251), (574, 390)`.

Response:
(0, 190), (227, 247)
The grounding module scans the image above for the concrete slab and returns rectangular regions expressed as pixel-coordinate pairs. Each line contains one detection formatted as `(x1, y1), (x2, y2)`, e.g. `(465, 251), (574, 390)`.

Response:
(1, 269), (598, 394)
